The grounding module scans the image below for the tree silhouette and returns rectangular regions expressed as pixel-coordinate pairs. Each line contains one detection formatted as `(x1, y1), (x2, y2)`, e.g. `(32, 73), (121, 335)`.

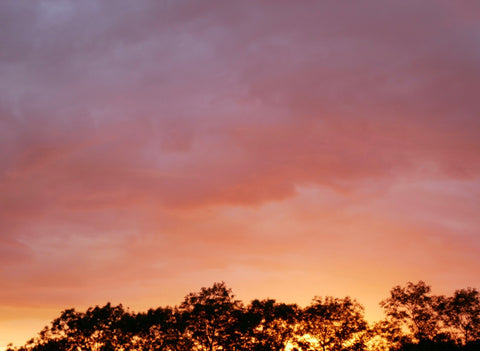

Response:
(6, 281), (480, 351)
(129, 306), (189, 350)
(35, 303), (131, 350)
(442, 288), (480, 345)
(178, 281), (243, 351)
(297, 296), (367, 351)
(6, 305), (110, 350)
(380, 281), (445, 344)
(239, 299), (299, 350)
(367, 319), (409, 351)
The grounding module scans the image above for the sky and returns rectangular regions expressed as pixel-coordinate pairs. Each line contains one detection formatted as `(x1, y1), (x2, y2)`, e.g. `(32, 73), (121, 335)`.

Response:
(1, 0), (480, 347)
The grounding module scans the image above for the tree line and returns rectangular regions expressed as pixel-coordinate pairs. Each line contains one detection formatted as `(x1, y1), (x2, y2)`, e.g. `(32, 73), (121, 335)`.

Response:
(6, 281), (480, 351)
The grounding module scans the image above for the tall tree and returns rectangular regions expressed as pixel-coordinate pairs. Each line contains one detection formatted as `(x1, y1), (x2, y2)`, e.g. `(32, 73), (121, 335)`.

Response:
(239, 299), (299, 350)
(178, 282), (243, 351)
(297, 296), (367, 351)
(17, 303), (133, 351)
(380, 281), (445, 343)
(130, 306), (190, 351)
(442, 288), (480, 345)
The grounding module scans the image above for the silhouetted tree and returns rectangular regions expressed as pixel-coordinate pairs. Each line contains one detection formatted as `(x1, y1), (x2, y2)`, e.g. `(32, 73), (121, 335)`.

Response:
(239, 299), (299, 350)
(17, 303), (133, 351)
(129, 306), (190, 350)
(380, 281), (446, 344)
(297, 296), (368, 351)
(7, 280), (480, 351)
(442, 288), (480, 345)
(367, 320), (410, 351)
(178, 281), (243, 350)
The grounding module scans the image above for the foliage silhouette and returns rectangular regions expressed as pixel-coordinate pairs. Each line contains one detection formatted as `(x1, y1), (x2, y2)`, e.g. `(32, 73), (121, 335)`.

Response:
(240, 299), (299, 350)
(380, 281), (444, 343)
(6, 281), (480, 351)
(296, 296), (367, 351)
(442, 288), (480, 345)
(177, 281), (242, 350)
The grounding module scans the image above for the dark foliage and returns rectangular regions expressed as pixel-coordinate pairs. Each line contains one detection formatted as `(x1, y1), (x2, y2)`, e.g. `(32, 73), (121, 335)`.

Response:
(6, 281), (480, 351)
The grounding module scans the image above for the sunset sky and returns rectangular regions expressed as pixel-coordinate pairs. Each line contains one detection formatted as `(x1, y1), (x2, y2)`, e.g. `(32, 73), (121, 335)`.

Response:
(1, 0), (480, 348)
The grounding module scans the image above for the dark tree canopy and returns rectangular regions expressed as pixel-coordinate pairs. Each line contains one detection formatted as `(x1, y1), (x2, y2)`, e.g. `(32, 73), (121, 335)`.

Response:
(178, 281), (243, 350)
(443, 288), (480, 345)
(240, 299), (299, 350)
(380, 281), (443, 343)
(297, 296), (367, 351)
(6, 281), (480, 351)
